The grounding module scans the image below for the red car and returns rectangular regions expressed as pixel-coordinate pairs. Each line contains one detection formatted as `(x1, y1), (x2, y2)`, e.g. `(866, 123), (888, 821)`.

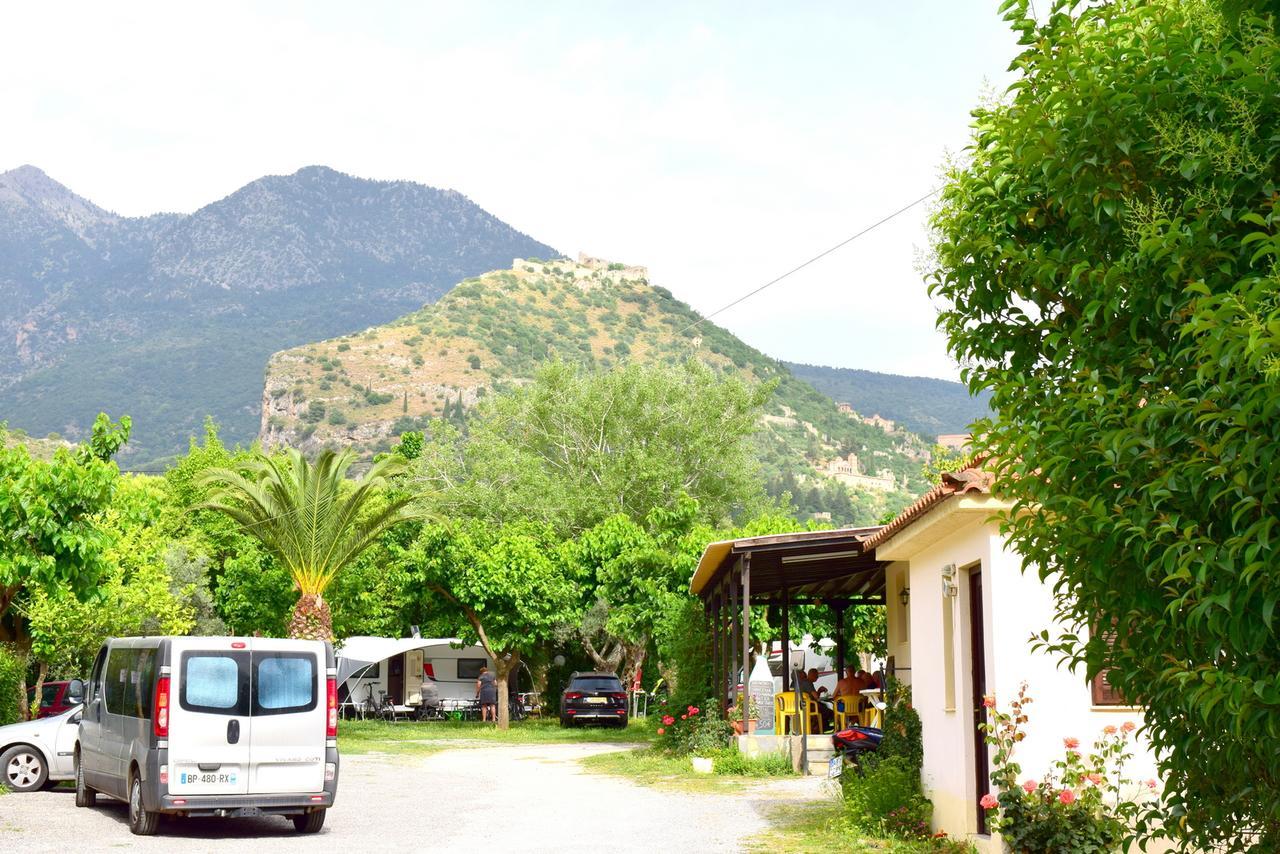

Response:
(26, 681), (80, 719)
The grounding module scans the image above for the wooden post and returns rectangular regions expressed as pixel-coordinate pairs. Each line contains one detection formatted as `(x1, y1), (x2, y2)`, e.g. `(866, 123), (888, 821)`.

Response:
(833, 601), (847, 682)
(781, 585), (790, 691)
(729, 558), (740, 715)
(741, 552), (751, 732)
(709, 595), (719, 711)
(721, 575), (731, 708)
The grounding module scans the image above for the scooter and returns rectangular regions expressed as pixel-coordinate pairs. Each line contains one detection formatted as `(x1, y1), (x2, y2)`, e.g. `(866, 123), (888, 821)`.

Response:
(832, 725), (884, 773)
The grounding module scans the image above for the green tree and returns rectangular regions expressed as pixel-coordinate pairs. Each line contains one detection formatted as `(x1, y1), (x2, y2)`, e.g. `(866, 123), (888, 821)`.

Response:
(405, 520), (579, 729)
(199, 448), (414, 640)
(928, 1), (1280, 846)
(413, 359), (771, 534)
(0, 414), (129, 718)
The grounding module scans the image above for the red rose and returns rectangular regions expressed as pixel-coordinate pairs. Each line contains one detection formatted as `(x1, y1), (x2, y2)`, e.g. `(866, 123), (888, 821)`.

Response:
(662, 715), (674, 726)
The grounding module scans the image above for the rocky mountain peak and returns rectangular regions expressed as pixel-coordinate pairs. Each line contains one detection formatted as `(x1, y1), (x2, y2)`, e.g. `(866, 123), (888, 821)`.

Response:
(0, 164), (117, 239)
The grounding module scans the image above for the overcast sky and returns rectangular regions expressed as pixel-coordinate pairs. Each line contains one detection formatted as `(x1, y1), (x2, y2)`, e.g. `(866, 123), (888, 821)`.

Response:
(1, 2), (1018, 380)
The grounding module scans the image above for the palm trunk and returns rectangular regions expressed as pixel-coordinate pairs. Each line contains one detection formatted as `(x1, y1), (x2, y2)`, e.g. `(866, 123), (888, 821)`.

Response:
(287, 593), (334, 641)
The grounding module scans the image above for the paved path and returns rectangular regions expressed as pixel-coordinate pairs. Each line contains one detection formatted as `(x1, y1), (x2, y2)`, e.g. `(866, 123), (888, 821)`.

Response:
(0, 743), (828, 853)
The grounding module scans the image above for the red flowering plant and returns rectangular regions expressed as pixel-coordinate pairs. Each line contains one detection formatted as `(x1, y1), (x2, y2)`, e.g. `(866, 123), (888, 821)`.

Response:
(652, 699), (732, 756)
(981, 683), (1157, 853)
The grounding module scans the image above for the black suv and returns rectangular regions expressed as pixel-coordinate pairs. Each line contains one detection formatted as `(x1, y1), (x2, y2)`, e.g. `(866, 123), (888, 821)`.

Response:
(560, 672), (628, 728)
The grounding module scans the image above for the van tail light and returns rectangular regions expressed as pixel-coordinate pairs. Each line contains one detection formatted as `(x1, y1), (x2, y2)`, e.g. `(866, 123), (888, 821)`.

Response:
(326, 677), (338, 737)
(609, 692), (627, 700)
(154, 676), (171, 737)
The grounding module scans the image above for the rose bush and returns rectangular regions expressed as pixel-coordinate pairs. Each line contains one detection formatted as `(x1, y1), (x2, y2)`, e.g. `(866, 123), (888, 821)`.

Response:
(982, 684), (1158, 853)
(650, 699), (731, 756)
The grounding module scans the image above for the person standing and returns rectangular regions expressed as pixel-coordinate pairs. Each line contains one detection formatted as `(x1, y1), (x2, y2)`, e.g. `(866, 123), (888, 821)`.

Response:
(476, 666), (498, 722)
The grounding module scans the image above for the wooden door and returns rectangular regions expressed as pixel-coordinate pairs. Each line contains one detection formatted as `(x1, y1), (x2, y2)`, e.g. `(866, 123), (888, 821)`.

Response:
(969, 566), (990, 834)
(388, 653), (404, 705)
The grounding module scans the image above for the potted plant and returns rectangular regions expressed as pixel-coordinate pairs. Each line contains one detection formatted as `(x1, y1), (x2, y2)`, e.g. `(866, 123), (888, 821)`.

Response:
(729, 692), (761, 735)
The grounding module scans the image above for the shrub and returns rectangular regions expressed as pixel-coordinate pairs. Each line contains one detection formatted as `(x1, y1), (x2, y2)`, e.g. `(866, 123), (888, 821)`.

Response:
(336, 343), (350, 352)
(653, 700), (731, 756)
(327, 410), (346, 426)
(467, 354), (481, 370)
(303, 401), (326, 423)
(711, 747), (793, 777)
(878, 680), (923, 771)
(842, 755), (933, 834)
(981, 684), (1153, 853)
(0, 645), (26, 725)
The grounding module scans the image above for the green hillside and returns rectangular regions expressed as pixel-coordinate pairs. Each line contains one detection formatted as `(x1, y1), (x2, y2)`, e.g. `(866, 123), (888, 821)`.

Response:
(785, 362), (991, 438)
(261, 256), (935, 525)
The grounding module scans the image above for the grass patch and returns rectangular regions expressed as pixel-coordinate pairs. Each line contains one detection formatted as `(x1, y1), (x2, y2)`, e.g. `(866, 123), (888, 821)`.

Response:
(338, 716), (651, 753)
(580, 746), (794, 793)
(750, 800), (976, 853)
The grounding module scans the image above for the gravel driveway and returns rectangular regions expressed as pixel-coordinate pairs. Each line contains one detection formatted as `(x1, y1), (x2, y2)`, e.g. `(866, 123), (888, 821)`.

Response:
(0, 743), (825, 853)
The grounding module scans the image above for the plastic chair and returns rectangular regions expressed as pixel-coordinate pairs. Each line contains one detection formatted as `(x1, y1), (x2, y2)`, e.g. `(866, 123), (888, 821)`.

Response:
(774, 692), (822, 735)
(833, 694), (860, 730)
(860, 695), (884, 728)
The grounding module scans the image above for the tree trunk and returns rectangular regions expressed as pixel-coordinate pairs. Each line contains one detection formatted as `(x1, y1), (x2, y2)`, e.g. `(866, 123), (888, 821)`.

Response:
(494, 652), (520, 731)
(620, 642), (648, 693)
(287, 593), (334, 641)
(30, 660), (48, 720)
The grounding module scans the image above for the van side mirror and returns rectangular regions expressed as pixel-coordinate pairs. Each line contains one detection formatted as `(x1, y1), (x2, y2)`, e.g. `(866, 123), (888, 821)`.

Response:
(67, 678), (85, 705)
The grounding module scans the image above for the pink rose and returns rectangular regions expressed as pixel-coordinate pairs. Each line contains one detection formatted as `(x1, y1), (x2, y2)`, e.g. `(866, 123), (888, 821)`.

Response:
(1022, 779), (1038, 793)
(1146, 779), (1158, 790)
(1059, 789), (1077, 805)
(680, 714), (687, 720)
(983, 695), (996, 709)
(980, 793), (999, 810)
(691, 706), (700, 714)
(1103, 725), (1117, 735)
(662, 715), (674, 726)
(1063, 736), (1080, 749)
(1121, 721), (1136, 733)
(1087, 773), (1104, 785)
(656, 727), (665, 735)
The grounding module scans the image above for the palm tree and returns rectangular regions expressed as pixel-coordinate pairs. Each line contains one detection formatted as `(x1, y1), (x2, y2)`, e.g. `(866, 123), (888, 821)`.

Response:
(199, 448), (414, 640)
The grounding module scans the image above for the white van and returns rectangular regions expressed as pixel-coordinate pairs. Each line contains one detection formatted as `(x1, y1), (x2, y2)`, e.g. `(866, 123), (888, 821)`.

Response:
(76, 636), (339, 836)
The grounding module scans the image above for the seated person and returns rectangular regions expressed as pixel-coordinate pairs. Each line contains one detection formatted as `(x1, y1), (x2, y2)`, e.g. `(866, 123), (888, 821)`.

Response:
(795, 667), (834, 731)
(834, 665), (872, 698)
(419, 676), (440, 711)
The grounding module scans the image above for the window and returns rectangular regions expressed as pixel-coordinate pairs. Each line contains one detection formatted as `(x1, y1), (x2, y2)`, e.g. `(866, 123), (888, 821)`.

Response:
(457, 658), (487, 680)
(569, 677), (624, 692)
(89, 646), (107, 705)
(1091, 621), (1131, 707)
(121, 648), (157, 720)
(181, 652), (249, 715)
(357, 660), (381, 679)
(105, 649), (131, 716)
(255, 653), (317, 715)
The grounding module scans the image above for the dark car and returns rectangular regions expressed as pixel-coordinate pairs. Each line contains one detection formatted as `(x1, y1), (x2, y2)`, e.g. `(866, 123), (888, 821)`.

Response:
(27, 681), (80, 719)
(560, 672), (628, 728)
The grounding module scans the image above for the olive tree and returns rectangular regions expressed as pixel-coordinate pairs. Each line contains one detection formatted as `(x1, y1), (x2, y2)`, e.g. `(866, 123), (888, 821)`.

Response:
(928, 1), (1279, 846)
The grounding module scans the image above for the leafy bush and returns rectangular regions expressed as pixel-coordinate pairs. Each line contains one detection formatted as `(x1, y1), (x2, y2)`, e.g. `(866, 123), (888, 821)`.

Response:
(653, 700), (731, 756)
(982, 684), (1152, 853)
(327, 409), (347, 426)
(0, 644), (27, 725)
(842, 755), (933, 835)
(878, 681), (923, 771)
(467, 354), (481, 370)
(303, 401), (326, 423)
(710, 747), (793, 777)
(363, 389), (394, 406)
(336, 343), (350, 352)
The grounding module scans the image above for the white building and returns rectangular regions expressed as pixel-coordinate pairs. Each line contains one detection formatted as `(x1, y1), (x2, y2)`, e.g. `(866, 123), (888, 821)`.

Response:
(692, 466), (1165, 852)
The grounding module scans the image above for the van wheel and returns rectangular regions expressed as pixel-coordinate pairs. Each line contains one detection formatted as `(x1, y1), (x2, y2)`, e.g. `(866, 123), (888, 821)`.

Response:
(292, 809), (326, 833)
(75, 753), (96, 807)
(128, 775), (159, 836)
(1, 744), (48, 792)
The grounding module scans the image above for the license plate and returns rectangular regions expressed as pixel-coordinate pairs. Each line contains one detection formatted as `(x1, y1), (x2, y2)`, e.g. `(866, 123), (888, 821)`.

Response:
(586, 697), (607, 704)
(828, 756), (843, 778)
(179, 768), (239, 787)
(234, 807), (260, 817)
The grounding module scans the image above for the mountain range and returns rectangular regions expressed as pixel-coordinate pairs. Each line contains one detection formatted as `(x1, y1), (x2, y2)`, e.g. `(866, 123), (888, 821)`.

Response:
(0, 164), (556, 464)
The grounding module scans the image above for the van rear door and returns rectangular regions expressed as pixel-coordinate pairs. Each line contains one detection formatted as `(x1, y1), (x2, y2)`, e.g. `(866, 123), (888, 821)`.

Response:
(168, 639), (251, 796)
(246, 639), (326, 794)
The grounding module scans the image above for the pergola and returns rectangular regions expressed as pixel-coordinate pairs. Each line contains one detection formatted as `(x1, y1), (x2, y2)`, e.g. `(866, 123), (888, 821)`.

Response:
(689, 526), (887, 710)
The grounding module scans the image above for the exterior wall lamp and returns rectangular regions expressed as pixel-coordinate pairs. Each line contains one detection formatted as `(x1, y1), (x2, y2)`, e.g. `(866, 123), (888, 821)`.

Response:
(898, 586), (911, 607)
(941, 563), (959, 598)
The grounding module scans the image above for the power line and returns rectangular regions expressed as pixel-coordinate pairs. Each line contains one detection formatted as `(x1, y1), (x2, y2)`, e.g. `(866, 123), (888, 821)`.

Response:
(678, 186), (941, 337)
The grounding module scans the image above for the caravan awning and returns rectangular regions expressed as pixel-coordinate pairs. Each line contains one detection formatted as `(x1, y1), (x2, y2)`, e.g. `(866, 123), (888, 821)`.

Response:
(335, 636), (466, 683)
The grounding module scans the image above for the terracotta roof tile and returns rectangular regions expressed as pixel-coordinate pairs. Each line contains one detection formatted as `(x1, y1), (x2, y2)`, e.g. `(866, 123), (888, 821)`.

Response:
(860, 463), (993, 551)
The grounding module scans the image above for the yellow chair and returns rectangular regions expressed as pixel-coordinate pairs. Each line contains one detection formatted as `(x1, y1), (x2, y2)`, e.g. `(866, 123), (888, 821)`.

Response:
(833, 694), (860, 730)
(860, 695), (884, 728)
(774, 692), (822, 735)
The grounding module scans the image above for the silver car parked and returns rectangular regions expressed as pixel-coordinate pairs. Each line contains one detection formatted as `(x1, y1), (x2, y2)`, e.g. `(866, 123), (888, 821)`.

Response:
(0, 681), (86, 792)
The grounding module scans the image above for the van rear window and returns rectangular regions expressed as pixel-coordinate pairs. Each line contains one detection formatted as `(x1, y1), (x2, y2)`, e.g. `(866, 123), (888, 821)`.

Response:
(181, 652), (250, 715)
(570, 677), (624, 692)
(255, 654), (317, 715)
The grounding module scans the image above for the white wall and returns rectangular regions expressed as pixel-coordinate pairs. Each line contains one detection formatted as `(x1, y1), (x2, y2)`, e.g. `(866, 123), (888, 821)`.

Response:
(885, 503), (1162, 851)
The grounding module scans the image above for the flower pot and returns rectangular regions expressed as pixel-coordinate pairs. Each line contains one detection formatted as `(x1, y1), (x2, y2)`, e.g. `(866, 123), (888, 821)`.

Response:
(730, 718), (760, 735)
(691, 756), (714, 774)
